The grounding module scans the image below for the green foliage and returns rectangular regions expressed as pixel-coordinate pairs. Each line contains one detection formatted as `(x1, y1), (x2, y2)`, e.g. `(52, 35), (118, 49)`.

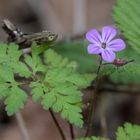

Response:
(112, 0), (140, 53)
(5, 86), (27, 116)
(112, 0), (140, 84)
(75, 136), (108, 140)
(76, 123), (140, 140)
(54, 41), (140, 84)
(54, 41), (98, 73)
(99, 47), (140, 84)
(110, 63), (140, 84)
(41, 84), (83, 127)
(24, 43), (46, 74)
(44, 49), (77, 69)
(100, 62), (140, 84)
(0, 65), (27, 115)
(0, 43), (31, 77)
(0, 42), (92, 126)
(116, 123), (140, 140)
(100, 65), (116, 77)
(30, 49), (93, 127)
(53, 39), (140, 84)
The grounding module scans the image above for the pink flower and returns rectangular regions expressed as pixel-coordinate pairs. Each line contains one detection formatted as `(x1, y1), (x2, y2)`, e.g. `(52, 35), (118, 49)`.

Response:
(86, 26), (126, 62)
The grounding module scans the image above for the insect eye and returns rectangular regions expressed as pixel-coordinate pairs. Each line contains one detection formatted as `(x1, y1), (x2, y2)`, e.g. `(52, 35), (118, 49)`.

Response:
(48, 36), (54, 41)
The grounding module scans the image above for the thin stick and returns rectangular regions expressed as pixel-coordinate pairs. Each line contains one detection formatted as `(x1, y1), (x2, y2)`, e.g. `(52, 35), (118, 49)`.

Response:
(69, 123), (75, 139)
(100, 115), (108, 138)
(49, 109), (66, 140)
(85, 56), (102, 136)
(15, 112), (31, 140)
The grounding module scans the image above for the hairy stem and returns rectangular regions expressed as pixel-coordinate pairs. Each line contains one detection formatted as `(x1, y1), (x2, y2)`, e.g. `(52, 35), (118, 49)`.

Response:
(85, 56), (102, 136)
(15, 112), (31, 140)
(49, 109), (66, 140)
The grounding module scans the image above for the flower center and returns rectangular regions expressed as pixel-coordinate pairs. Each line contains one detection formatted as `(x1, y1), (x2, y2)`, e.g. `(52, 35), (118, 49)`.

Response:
(102, 43), (106, 49)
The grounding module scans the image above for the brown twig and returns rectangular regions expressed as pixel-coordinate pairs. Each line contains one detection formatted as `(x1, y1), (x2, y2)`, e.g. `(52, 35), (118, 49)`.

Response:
(49, 109), (66, 140)
(100, 113), (108, 138)
(15, 112), (31, 140)
(85, 55), (102, 136)
(69, 123), (75, 139)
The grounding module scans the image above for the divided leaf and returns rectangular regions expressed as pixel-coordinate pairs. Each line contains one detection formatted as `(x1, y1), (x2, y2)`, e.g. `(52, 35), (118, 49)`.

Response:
(44, 49), (77, 69)
(116, 123), (140, 140)
(10, 62), (32, 78)
(76, 123), (140, 140)
(44, 68), (92, 88)
(53, 41), (98, 73)
(100, 59), (140, 84)
(100, 65), (116, 77)
(112, 0), (140, 53)
(30, 82), (48, 102)
(75, 136), (109, 140)
(24, 44), (46, 74)
(0, 84), (10, 100)
(0, 43), (31, 77)
(0, 42), (92, 125)
(5, 86), (27, 116)
(30, 70), (86, 127)
(30, 49), (93, 127)
(110, 64), (140, 84)
(0, 66), (27, 115)
(42, 84), (83, 127)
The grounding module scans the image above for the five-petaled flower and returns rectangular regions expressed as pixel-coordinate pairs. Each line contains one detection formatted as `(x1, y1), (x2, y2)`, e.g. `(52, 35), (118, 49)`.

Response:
(86, 26), (126, 62)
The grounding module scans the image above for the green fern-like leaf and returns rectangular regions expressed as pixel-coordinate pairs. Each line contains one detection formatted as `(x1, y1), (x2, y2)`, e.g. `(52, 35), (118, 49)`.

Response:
(75, 123), (140, 140)
(53, 41), (98, 73)
(100, 63), (140, 84)
(111, 0), (140, 83)
(5, 86), (27, 116)
(116, 123), (140, 140)
(110, 63), (140, 84)
(30, 70), (90, 127)
(0, 43), (31, 77)
(30, 49), (93, 127)
(24, 44), (46, 74)
(30, 82), (48, 102)
(112, 0), (140, 53)
(44, 68), (92, 88)
(100, 65), (116, 77)
(100, 45), (140, 84)
(75, 136), (109, 140)
(0, 66), (27, 115)
(44, 49), (77, 69)
(42, 84), (83, 127)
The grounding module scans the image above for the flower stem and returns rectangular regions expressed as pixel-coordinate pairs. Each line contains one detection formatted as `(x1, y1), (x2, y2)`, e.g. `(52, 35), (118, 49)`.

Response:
(69, 123), (75, 139)
(49, 109), (66, 140)
(15, 112), (31, 140)
(85, 56), (102, 136)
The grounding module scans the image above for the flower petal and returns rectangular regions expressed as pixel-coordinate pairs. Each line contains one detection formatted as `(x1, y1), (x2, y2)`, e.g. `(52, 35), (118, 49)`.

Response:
(87, 44), (101, 54)
(102, 26), (117, 43)
(101, 49), (116, 62)
(107, 39), (126, 52)
(86, 29), (102, 45)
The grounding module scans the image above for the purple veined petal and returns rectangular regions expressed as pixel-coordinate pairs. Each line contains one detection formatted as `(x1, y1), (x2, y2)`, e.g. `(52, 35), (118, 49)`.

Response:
(102, 26), (117, 43)
(87, 44), (102, 54)
(101, 49), (116, 62)
(107, 39), (126, 52)
(86, 29), (102, 45)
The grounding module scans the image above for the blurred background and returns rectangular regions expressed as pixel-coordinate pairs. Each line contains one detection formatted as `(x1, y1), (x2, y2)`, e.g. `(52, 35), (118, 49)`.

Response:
(0, 0), (140, 140)
(0, 0), (115, 41)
